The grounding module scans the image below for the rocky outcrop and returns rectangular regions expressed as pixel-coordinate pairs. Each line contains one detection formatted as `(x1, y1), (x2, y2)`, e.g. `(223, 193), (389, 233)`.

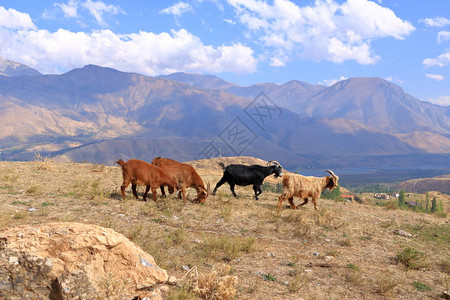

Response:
(0, 222), (168, 299)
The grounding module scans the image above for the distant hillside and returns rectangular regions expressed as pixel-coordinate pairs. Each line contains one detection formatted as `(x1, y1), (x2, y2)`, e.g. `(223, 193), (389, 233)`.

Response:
(395, 175), (450, 194)
(159, 72), (236, 90)
(170, 72), (449, 135)
(0, 59), (449, 179)
(305, 77), (449, 134)
(0, 56), (41, 77)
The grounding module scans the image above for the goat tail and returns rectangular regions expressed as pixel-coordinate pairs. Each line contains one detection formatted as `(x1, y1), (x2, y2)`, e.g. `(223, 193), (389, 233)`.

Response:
(218, 162), (226, 170)
(115, 159), (125, 167)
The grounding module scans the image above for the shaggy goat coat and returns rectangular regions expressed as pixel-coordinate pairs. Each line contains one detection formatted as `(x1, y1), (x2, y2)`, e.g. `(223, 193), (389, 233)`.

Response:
(278, 171), (339, 210)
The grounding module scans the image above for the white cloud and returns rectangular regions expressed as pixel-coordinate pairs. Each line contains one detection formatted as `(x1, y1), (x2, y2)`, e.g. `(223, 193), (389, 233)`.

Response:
(226, 0), (415, 66)
(0, 18), (257, 75)
(437, 31), (450, 44)
(319, 76), (347, 86)
(160, 2), (193, 17)
(0, 7), (36, 30)
(224, 18), (236, 24)
(425, 73), (444, 81)
(420, 17), (450, 27)
(51, 0), (124, 27)
(55, 0), (79, 18)
(425, 96), (450, 106)
(81, 0), (124, 27)
(423, 50), (450, 67)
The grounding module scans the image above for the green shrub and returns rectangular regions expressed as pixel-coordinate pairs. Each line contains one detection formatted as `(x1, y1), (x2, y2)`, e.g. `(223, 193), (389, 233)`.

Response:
(396, 247), (427, 270)
(412, 281), (431, 292)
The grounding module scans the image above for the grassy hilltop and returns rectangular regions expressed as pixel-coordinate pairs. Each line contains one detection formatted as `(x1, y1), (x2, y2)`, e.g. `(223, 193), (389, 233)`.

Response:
(0, 158), (449, 300)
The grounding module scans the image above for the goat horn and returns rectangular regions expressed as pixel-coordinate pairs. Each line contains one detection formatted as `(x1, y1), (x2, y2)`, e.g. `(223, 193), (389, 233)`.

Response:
(206, 181), (211, 195)
(267, 160), (282, 168)
(326, 170), (339, 180)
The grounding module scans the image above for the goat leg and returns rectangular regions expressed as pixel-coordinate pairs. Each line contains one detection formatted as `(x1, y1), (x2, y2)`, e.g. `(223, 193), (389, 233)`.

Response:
(288, 197), (297, 209)
(142, 185), (150, 202)
(120, 185), (127, 200)
(180, 187), (187, 203)
(254, 185), (263, 200)
(160, 186), (166, 198)
(277, 195), (285, 209)
(151, 187), (158, 202)
(131, 184), (139, 200)
(312, 198), (318, 211)
(212, 177), (227, 195)
(229, 183), (238, 198)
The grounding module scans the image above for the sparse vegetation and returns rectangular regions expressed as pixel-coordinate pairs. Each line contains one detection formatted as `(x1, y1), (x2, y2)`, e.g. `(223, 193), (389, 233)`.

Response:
(196, 234), (256, 262)
(413, 281), (432, 292)
(396, 247), (428, 270)
(321, 186), (342, 200)
(0, 160), (448, 300)
(373, 270), (398, 295)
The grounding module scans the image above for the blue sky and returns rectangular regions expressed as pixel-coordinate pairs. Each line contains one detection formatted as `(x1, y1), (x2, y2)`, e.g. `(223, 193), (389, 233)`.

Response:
(1, 0), (450, 105)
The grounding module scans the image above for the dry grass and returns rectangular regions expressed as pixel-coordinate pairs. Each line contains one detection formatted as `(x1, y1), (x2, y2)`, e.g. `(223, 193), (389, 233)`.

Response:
(0, 160), (449, 300)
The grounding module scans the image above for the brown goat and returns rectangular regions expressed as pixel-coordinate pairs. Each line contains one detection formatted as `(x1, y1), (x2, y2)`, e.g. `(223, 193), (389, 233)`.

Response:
(151, 157), (210, 203)
(277, 170), (339, 210)
(116, 159), (178, 202)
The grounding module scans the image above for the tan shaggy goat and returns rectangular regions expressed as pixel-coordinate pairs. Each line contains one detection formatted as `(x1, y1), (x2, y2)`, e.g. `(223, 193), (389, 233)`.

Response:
(277, 170), (339, 210)
(116, 159), (178, 202)
(152, 157), (210, 203)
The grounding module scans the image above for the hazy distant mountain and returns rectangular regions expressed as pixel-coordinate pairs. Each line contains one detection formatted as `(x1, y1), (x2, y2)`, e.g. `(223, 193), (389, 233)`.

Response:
(0, 57), (41, 77)
(168, 72), (449, 135)
(305, 77), (450, 134)
(0, 62), (448, 172)
(161, 73), (327, 113)
(159, 72), (236, 90)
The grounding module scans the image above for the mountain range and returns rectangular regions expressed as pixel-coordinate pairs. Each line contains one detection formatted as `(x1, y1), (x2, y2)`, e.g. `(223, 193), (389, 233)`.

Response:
(0, 57), (449, 181)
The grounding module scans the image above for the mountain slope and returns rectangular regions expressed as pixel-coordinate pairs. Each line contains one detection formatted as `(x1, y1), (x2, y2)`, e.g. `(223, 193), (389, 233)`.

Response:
(170, 73), (449, 135)
(159, 72), (236, 90)
(0, 57), (41, 77)
(306, 77), (449, 134)
(0, 63), (448, 169)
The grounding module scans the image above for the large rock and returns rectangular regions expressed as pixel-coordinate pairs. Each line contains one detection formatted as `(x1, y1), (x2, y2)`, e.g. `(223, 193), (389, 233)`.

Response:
(0, 222), (168, 299)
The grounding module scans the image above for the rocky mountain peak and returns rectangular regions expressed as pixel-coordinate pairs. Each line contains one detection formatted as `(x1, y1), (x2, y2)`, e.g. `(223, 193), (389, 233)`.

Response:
(0, 56), (41, 77)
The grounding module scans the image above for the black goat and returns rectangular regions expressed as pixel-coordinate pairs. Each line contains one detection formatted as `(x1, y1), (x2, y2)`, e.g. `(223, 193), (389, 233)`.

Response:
(211, 161), (283, 200)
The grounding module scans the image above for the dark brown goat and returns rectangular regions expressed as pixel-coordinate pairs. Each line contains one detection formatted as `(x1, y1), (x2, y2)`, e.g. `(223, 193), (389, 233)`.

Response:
(116, 159), (178, 202)
(151, 157), (210, 203)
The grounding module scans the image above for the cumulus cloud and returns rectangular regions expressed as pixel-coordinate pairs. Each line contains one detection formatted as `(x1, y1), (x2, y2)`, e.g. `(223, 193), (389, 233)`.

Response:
(0, 6), (36, 29)
(0, 8), (257, 76)
(423, 50), (450, 67)
(420, 17), (450, 27)
(160, 2), (193, 16)
(425, 73), (444, 81)
(226, 0), (415, 66)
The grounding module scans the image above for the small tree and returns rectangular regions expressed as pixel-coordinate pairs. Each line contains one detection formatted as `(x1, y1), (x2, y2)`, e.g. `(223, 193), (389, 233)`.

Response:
(431, 196), (437, 213)
(322, 186), (342, 200)
(398, 190), (405, 208)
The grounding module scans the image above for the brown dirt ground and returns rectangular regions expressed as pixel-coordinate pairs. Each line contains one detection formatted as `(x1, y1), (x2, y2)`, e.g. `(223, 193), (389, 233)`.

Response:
(0, 158), (449, 300)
